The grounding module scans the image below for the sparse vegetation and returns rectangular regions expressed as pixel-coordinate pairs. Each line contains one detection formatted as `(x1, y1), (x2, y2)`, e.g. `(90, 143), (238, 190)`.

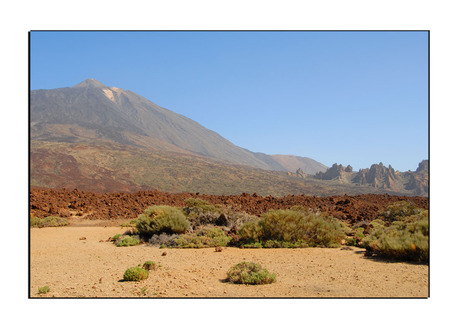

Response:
(30, 215), (69, 228)
(136, 205), (190, 239)
(123, 267), (149, 281)
(121, 219), (138, 227)
(362, 202), (428, 262)
(184, 197), (256, 229)
(38, 286), (50, 294)
(115, 235), (140, 247)
(112, 234), (123, 241)
(142, 261), (158, 271)
(148, 233), (180, 247)
(174, 227), (232, 248)
(237, 208), (347, 247)
(226, 262), (276, 285)
(379, 201), (423, 222)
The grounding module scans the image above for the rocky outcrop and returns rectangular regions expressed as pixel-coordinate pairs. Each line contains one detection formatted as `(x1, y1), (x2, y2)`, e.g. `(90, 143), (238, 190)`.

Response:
(416, 160), (428, 173)
(405, 160), (429, 194)
(311, 160), (428, 196)
(314, 163), (353, 181)
(294, 168), (308, 178)
(352, 162), (397, 189)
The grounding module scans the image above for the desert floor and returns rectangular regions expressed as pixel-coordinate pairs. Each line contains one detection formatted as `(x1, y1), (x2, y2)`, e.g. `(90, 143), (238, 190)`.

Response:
(30, 221), (428, 298)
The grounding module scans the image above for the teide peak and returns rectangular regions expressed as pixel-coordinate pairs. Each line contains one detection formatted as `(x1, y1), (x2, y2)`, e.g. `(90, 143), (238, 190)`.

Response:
(30, 79), (326, 174)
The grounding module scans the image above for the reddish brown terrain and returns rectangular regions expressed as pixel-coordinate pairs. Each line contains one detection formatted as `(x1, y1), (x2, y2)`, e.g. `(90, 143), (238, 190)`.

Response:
(30, 187), (428, 225)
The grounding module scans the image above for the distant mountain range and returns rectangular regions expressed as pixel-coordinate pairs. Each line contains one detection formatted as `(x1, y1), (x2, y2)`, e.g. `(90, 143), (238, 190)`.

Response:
(30, 79), (427, 196)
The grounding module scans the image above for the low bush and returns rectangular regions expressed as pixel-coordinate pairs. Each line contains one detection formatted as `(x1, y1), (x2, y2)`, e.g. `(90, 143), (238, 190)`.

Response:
(237, 208), (346, 247)
(148, 233), (180, 247)
(115, 236), (140, 247)
(38, 286), (50, 294)
(142, 261), (158, 271)
(112, 234), (123, 241)
(121, 219), (138, 227)
(174, 227), (232, 248)
(379, 201), (423, 222)
(345, 227), (365, 246)
(136, 205), (190, 239)
(362, 207), (428, 262)
(184, 198), (257, 229)
(30, 215), (69, 228)
(184, 198), (223, 216)
(123, 267), (149, 281)
(238, 219), (264, 242)
(226, 262), (276, 285)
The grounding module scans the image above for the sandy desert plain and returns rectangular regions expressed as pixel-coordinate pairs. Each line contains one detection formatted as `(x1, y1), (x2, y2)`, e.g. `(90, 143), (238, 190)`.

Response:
(30, 222), (428, 298)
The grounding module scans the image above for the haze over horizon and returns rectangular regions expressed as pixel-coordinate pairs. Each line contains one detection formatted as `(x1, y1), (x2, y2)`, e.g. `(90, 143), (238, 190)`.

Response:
(30, 31), (428, 172)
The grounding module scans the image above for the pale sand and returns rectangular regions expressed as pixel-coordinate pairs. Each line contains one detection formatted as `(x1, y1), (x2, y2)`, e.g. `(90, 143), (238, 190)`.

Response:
(30, 225), (428, 298)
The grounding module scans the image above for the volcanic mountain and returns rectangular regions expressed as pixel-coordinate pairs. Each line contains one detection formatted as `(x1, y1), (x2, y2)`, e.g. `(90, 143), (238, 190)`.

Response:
(30, 79), (425, 196)
(31, 79), (326, 174)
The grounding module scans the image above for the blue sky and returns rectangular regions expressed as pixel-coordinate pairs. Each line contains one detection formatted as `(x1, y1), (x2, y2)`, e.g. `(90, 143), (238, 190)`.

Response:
(30, 31), (428, 171)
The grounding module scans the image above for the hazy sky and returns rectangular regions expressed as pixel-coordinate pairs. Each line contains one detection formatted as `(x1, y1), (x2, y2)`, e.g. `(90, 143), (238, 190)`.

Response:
(30, 31), (428, 171)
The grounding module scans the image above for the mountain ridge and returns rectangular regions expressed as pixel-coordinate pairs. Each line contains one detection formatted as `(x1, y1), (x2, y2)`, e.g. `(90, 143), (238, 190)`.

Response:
(31, 79), (326, 174)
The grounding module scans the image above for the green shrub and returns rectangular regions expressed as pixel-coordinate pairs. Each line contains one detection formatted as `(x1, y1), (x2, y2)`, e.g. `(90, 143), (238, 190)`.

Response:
(237, 209), (346, 247)
(184, 198), (257, 229)
(379, 201), (423, 222)
(123, 267), (149, 281)
(115, 236), (140, 247)
(184, 198), (223, 215)
(226, 262), (276, 285)
(136, 205), (190, 239)
(238, 219), (264, 242)
(121, 219), (138, 227)
(262, 240), (309, 248)
(38, 286), (50, 294)
(30, 216), (69, 228)
(174, 227), (231, 248)
(112, 234), (123, 241)
(142, 261), (158, 271)
(362, 209), (428, 262)
(240, 242), (263, 248)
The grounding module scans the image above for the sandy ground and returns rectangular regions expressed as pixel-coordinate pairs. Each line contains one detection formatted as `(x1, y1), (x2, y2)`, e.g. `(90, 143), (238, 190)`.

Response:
(30, 223), (429, 298)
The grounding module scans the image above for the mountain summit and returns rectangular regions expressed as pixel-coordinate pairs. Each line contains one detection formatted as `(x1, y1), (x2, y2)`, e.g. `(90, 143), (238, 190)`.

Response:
(73, 78), (108, 88)
(31, 79), (326, 173)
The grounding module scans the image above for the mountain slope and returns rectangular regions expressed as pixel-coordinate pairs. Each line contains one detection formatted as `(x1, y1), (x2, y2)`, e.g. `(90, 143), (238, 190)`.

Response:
(31, 79), (325, 174)
(30, 140), (391, 196)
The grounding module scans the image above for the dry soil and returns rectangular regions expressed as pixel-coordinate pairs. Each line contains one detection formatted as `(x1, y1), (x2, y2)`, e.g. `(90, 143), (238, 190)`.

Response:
(30, 222), (428, 298)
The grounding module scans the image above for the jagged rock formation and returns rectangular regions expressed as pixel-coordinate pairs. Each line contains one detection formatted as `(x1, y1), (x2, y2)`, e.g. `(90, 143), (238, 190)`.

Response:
(288, 168), (308, 178)
(307, 160), (428, 196)
(352, 162), (397, 189)
(314, 163), (353, 181)
(404, 160), (429, 194)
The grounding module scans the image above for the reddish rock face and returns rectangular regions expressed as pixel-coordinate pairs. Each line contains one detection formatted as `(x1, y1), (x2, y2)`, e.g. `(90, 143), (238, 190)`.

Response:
(30, 187), (428, 226)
